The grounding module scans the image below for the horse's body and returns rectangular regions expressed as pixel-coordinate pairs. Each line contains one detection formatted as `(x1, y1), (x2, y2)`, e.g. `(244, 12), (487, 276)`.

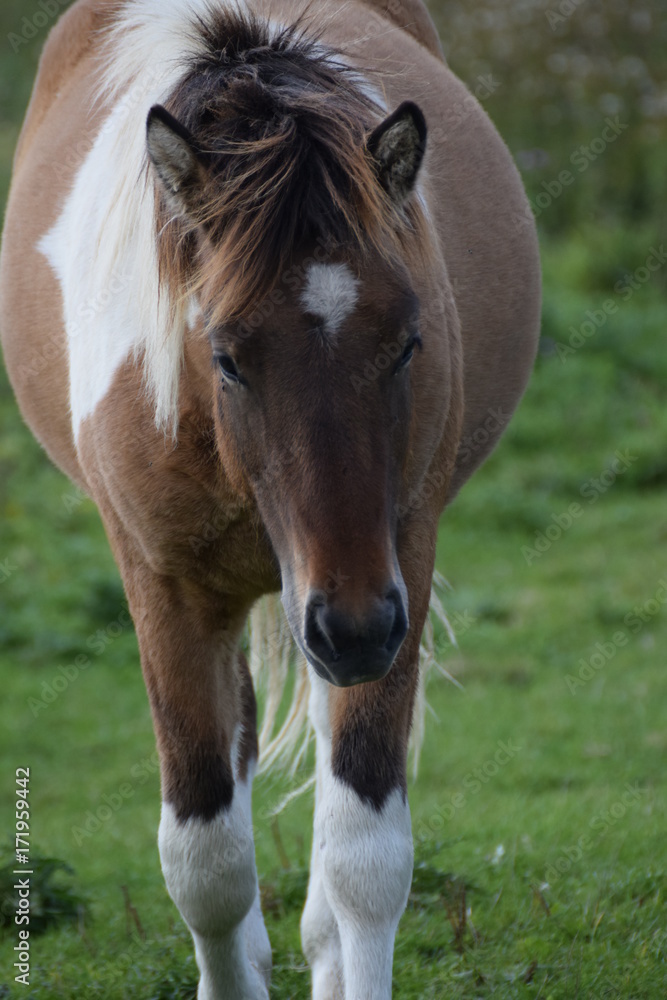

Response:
(0, 1), (540, 997)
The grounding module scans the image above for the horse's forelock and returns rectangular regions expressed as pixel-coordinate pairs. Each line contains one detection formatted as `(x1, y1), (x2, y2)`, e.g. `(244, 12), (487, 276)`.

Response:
(154, 9), (421, 326)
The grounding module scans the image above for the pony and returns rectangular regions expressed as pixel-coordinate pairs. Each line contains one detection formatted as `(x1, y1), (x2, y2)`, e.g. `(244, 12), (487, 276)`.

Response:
(0, 0), (541, 996)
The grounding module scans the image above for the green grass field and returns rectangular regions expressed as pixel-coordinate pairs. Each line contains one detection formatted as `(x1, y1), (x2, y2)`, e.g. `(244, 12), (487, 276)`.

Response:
(1, 2), (666, 997)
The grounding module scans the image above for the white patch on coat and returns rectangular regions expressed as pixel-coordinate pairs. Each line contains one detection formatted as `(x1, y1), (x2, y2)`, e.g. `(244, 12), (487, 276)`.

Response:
(38, 0), (255, 441)
(300, 263), (360, 336)
(301, 670), (413, 999)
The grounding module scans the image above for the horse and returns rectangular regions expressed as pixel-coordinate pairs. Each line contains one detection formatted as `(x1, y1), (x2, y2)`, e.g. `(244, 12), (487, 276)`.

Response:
(0, 0), (541, 996)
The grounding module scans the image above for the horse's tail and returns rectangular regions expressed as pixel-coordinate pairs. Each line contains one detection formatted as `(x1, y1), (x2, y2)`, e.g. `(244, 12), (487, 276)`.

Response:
(247, 572), (460, 783)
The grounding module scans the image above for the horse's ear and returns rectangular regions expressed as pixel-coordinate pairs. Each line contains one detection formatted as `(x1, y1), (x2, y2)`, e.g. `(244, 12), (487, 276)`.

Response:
(367, 101), (427, 205)
(146, 105), (205, 215)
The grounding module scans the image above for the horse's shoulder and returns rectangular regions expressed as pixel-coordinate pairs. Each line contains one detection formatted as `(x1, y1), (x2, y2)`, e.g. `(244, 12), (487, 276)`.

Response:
(355, 0), (445, 63)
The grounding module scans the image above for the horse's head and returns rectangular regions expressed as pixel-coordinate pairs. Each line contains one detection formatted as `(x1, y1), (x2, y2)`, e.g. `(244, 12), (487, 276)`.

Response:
(146, 31), (455, 686)
(206, 245), (422, 688)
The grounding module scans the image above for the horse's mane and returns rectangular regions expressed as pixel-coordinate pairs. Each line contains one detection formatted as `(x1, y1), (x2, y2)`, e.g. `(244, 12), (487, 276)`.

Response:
(157, 9), (410, 325)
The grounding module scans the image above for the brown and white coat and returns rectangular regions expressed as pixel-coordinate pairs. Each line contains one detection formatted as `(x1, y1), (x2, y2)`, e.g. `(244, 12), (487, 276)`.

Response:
(0, 1), (541, 997)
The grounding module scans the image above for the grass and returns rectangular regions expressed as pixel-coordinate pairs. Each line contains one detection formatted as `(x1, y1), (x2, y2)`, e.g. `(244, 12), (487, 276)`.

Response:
(0, 2), (666, 998)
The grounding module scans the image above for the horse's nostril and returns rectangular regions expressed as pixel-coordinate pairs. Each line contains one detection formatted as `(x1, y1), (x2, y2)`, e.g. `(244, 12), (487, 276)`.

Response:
(305, 600), (348, 659)
(384, 587), (408, 656)
(304, 587), (408, 685)
(311, 602), (340, 659)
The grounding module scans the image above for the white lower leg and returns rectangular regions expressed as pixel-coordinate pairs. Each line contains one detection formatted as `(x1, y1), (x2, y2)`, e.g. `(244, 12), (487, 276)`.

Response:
(302, 765), (344, 998)
(303, 674), (413, 1000)
(159, 774), (270, 1000)
(302, 673), (344, 999)
(243, 885), (272, 987)
(319, 783), (413, 1000)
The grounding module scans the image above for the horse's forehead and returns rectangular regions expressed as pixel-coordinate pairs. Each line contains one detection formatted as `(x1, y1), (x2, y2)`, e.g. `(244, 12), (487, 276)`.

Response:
(299, 262), (361, 336)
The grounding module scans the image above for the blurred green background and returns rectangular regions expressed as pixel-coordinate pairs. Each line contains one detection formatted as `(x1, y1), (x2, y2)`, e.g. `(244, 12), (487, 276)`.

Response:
(0, 1), (665, 997)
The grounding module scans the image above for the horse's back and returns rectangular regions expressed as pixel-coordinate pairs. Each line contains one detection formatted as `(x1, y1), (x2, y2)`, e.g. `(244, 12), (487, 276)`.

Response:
(12, 0), (117, 169)
(356, 0), (445, 62)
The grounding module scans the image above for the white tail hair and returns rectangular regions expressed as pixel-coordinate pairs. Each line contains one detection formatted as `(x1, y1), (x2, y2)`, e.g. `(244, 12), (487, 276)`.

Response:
(248, 571), (459, 787)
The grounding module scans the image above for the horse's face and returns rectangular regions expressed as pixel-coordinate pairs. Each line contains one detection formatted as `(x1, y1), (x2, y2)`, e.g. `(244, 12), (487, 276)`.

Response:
(209, 248), (443, 686)
(147, 100), (449, 686)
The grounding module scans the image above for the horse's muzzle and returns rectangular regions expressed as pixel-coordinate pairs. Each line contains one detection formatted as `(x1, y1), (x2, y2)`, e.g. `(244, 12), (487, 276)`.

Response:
(304, 587), (408, 686)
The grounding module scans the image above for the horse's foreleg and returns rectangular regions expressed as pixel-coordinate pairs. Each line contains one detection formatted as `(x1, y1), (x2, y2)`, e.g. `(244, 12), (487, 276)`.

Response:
(302, 540), (434, 1000)
(126, 567), (271, 1000)
(303, 659), (418, 1000)
(301, 674), (345, 998)
(159, 784), (270, 1000)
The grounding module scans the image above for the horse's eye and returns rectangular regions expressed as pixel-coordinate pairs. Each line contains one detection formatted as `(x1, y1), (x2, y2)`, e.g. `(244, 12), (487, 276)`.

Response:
(395, 333), (422, 374)
(215, 354), (245, 387)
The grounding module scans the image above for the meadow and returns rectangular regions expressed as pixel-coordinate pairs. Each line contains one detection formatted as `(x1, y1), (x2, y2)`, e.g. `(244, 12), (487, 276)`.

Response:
(0, 1), (665, 997)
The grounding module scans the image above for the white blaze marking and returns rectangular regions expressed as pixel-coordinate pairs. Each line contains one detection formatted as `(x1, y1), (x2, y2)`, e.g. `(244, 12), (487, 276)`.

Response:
(300, 263), (360, 335)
